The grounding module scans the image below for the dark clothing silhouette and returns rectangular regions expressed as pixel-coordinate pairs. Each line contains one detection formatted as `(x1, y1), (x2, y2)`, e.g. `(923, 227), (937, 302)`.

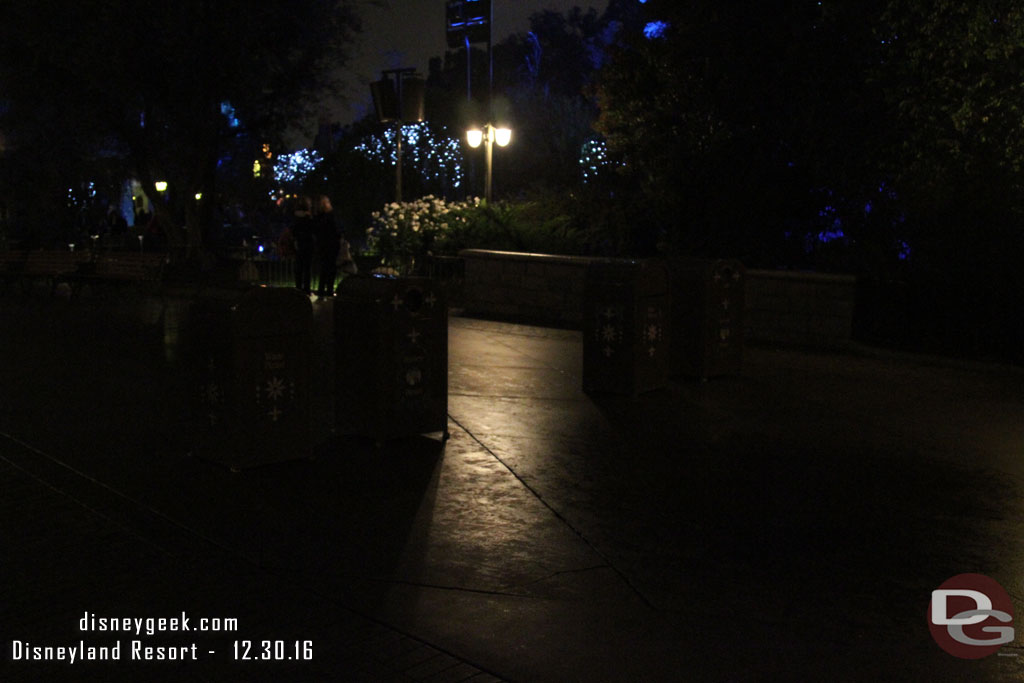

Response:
(292, 210), (315, 293)
(314, 209), (339, 296)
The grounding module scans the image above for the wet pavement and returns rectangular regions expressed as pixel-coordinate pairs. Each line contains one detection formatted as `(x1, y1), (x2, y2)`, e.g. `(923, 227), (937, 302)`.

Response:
(2, 284), (1024, 681)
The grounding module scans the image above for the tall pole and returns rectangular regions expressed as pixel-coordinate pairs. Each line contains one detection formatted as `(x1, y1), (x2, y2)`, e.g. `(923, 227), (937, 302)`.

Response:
(484, 127), (493, 204)
(487, 0), (493, 107)
(465, 33), (474, 200)
(487, 1), (494, 201)
(465, 34), (472, 101)
(372, 67), (421, 203)
(395, 122), (403, 202)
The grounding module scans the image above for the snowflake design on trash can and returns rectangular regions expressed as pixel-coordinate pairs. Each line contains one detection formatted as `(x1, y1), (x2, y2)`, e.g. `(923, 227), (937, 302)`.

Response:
(199, 381), (222, 425)
(198, 357), (223, 426)
(597, 306), (623, 358)
(201, 382), (220, 406)
(644, 322), (663, 357)
(265, 377), (286, 401)
(255, 374), (296, 423)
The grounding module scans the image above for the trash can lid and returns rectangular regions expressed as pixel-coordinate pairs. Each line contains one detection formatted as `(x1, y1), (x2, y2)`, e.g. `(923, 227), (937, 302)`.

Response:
(587, 257), (669, 293)
(233, 286), (312, 337)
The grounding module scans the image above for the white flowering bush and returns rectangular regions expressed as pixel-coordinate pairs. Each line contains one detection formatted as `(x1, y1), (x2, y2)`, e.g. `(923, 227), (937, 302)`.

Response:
(365, 193), (589, 272)
(366, 195), (480, 270)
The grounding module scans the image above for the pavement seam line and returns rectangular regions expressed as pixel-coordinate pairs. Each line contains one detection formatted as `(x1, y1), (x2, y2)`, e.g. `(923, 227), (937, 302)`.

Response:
(0, 428), (245, 561)
(481, 333), (580, 379)
(1, 429), (508, 681)
(445, 413), (659, 612)
(510, 564), (614, 592)
(348, 576), (537, 599)
(265, 576), (508, 682)
(0, 440), (176, 559)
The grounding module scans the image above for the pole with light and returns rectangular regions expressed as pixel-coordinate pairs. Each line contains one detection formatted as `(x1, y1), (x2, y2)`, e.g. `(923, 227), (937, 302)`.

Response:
(370, 68), (425, 202)
(466, 124), (511, 203)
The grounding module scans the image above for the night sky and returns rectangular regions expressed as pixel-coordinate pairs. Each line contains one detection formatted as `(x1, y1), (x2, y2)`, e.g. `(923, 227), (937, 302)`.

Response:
(317, 0), (608, 134)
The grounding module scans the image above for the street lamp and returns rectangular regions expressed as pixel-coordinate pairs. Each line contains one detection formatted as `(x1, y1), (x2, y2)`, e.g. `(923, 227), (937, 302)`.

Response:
(466, 123), (511, 203)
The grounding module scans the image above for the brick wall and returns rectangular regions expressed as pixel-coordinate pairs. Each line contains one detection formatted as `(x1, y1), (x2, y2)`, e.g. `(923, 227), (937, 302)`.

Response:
(744, 269), (856, 349)
(460, 249), (593, 326)
(460, 250), (857, 348)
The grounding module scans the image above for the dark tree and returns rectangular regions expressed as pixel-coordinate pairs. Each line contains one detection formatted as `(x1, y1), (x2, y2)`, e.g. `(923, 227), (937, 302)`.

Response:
(422, 3), (635, 199)
(593, 0), (897, 263)
(0, 0), (362, 254)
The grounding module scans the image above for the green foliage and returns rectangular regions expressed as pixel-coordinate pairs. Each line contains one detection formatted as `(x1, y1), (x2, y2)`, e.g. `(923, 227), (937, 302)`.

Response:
(440, 198), (585, 256)
(876, 1), (1024, 271)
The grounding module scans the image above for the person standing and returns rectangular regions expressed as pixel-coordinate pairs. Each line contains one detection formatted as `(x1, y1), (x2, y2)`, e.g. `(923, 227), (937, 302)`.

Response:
(292, 196), (315, 294)
(313, 195), (339, 297)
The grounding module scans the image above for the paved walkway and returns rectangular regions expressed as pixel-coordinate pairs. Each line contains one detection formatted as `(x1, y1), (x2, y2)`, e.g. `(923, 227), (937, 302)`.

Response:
(2, 287), (1024, 681)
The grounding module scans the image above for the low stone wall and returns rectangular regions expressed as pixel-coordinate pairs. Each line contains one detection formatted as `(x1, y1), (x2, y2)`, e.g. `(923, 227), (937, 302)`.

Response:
(744, 269), (856, 349)
(459, 249), (857, 348)
(459, 249), (594, 326)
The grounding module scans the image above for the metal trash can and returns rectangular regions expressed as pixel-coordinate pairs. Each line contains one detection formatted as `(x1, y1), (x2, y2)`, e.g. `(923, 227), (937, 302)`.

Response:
(670, 258), (745, 379)
(583, 258), (671, 395)
(185, 285), (313, 469)
(335, 275), (448, 444)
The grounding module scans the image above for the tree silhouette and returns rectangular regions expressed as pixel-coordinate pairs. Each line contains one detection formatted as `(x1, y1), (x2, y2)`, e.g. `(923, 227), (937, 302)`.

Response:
(0, 0), (362, 254)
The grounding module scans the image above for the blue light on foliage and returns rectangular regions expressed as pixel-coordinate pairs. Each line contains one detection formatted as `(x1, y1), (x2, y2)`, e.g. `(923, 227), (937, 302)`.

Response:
(644, 21), (669, 39)
(580, 138), (614, 183)
(897, 240), (912, 261)
(220, 101), (240, 129)
(817, 228), (845, 244)
(272, 148), (323, 189)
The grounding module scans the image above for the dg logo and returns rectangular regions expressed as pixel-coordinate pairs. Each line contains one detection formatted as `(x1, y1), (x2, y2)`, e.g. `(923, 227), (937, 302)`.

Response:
(928, 573), (1015, 659)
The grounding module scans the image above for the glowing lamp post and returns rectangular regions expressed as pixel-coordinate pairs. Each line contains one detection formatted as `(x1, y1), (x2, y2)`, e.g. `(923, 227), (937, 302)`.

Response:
(466, 123), (511, 203)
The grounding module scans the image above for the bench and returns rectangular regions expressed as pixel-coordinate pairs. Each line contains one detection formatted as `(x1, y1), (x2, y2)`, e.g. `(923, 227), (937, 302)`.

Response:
(92, 253), (165, 282)
(75, 252), (167, 296)
(20, 250), (90, 294)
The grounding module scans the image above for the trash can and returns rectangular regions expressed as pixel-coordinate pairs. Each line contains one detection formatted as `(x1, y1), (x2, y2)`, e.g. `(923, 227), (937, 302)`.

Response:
(185, 285), (313, 469)
(335, 275), (448, 444)
(583, 258), (671, 395)
(670, 258), (745, 379)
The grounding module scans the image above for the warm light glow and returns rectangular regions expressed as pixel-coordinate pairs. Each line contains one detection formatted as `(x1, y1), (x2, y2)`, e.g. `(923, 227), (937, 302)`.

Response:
(466, 129), (483, 148)
(253, 160), (262, 177)
(494, 127), (512, 147)
(194, 193), (203, 200)
(154, 181), (168, 192)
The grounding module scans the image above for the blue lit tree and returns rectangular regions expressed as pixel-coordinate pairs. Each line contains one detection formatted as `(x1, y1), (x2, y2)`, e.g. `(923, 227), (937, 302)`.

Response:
(352, 122), (465, 199)
(302, 120), (464, 250)
(271, 149), (325, 199)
